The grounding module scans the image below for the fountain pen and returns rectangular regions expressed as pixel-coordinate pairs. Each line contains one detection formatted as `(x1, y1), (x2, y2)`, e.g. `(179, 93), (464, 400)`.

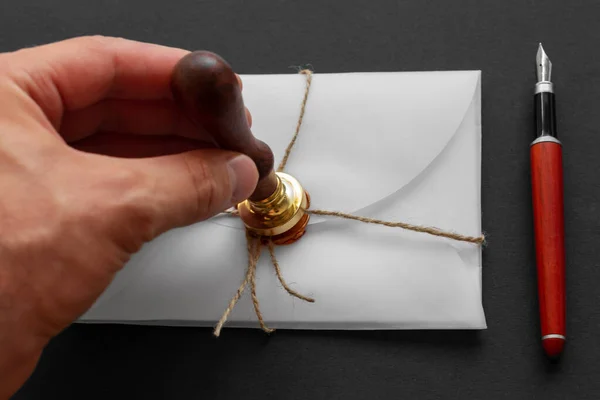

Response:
(530, 43), (566, 358)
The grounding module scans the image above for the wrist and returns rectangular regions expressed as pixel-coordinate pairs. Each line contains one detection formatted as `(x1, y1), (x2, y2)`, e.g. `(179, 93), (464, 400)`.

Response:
(0, 332), (45, 398)
(0, 267), (49, 398)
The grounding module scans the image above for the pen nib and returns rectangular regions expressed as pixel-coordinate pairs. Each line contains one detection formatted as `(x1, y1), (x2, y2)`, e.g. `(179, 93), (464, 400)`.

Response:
(536, 43), (552, 82)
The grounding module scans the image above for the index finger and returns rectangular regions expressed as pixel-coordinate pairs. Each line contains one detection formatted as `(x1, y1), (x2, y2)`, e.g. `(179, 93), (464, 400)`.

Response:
(3, 36), (189, 126)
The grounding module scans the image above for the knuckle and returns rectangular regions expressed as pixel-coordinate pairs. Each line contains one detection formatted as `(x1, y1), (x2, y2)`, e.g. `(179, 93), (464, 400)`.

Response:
(74, 35), (113, 47)
(71, 35), (129, 57)
(182, 153), (223, 219)
(64, 35), (112, 53)
(119, 168), (155, 219)
(95, 166), (157, 249)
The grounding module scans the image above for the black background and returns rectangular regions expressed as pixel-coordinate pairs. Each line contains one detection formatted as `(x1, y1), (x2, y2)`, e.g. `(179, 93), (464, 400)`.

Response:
(3, 0), (600, 398)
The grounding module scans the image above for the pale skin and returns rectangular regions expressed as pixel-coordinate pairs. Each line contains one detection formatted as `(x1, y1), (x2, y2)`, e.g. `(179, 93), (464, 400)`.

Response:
(0, 36), (259, 398)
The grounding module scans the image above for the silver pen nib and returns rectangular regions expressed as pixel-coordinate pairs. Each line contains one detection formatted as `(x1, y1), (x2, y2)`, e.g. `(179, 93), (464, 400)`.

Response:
(536, 43), (552, 82)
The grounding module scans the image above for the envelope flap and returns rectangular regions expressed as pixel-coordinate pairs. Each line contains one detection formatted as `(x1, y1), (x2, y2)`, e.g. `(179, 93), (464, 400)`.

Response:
(213, 70), (480, 228)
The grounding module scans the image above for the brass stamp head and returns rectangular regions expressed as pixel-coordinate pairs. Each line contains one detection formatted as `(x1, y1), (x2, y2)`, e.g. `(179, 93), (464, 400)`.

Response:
(237, 172), (310, 244)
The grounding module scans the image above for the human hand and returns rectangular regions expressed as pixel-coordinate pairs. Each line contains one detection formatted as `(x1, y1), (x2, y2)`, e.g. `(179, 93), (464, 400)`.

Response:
(0, 36), (258, 397)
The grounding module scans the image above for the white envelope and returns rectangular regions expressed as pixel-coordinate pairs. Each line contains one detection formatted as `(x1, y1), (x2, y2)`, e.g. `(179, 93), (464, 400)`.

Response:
(79, 69), (486, 331)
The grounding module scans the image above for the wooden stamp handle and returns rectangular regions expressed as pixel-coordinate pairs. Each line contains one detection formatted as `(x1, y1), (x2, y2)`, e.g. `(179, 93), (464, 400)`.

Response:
(170, 51), (277, 201)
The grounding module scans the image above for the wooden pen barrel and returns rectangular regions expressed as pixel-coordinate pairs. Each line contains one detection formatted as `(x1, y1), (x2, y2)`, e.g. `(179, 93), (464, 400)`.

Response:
(530, 139), (566, 357)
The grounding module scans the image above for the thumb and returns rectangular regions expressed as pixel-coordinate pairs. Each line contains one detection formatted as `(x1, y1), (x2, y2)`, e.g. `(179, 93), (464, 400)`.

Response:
(126, 149), (258, 235)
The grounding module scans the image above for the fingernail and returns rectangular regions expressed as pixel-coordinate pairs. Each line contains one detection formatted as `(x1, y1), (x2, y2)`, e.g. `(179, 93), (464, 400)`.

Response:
(227, 155), (258, 204)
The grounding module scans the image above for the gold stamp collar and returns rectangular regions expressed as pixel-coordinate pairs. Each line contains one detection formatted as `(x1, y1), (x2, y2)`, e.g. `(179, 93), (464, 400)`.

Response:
(237, 172), (308, 237)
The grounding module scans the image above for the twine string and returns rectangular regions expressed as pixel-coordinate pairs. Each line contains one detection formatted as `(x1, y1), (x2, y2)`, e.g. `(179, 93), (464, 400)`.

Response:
(213, 68), (485, 336)
(213, 231), (258, 337)
(248, 234), (274, 334)
(277, 69), (313, 172)
(307, 210), (485, 245)
(268, 240), (315, 303)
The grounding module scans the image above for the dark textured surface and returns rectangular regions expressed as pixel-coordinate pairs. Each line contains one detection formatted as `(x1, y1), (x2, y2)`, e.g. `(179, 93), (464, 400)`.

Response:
(3, 0), (600, 398)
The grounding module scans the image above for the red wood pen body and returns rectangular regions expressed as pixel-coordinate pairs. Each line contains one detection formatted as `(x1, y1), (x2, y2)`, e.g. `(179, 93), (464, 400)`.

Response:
(530, 44), (566, 358)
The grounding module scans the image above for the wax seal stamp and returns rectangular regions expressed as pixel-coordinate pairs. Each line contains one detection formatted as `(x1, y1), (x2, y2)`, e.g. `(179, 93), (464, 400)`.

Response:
(171, 50), (310, 244)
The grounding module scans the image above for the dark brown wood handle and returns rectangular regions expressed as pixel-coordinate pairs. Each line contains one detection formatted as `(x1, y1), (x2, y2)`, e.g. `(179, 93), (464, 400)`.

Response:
(170, 51), (277, 201)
